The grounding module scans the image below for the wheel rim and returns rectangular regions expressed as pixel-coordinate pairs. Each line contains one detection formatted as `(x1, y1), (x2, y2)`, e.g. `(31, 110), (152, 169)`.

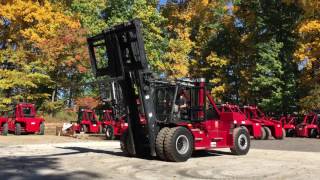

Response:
(175, 135), (189, 155)
(238, 134), (248, 150)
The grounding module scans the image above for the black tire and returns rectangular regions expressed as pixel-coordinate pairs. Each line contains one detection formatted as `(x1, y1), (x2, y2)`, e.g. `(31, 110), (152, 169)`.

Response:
(287, 129), (294, 137)
(120, 130), (135, 157)
(310, 129), (318, 138)
(163, 127), (194, 162)
(230, 127), (250, 155)
(105, 125), (115, 140)
(155, 127), (170, 161)
(259, 126), (266, 140)
(15, 123), (21, 135)
(264, 127), (272, 140)
(81, 124), (87, 133)
(2, 123), (8, 136)
(39, 123), (45, 135)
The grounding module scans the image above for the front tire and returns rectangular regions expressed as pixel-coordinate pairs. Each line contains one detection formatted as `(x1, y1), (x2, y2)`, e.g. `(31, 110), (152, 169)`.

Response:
(81, 124), (87, 133)
(105, 125), (115, 140)
(310, 129), (318, 138)
(120, 130), (135, 157)
(230, 127), (250, 155)
(164, 127), (194, 162)
(2, 123), (8, 136)
(15, 123), (21, 135)
(155, 127), (170, 161)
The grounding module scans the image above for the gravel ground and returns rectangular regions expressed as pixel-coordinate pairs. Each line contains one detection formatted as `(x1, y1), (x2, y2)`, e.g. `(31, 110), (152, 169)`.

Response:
(0, 135), (319, 180)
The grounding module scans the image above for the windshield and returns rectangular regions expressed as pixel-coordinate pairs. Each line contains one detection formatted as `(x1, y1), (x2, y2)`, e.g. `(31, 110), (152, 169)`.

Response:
(154, 86), (176, 122)
(22, 107), (35, 117)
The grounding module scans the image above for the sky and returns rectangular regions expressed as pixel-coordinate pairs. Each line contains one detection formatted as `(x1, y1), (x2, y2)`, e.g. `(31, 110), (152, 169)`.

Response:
(159, 0), (167, 5)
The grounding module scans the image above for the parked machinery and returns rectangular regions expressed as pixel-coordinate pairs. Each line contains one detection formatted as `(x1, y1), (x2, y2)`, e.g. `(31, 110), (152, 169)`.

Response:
(242, 106), (285, 140)
(0, 113), (8, 136)
(296, 112), (319, 138)
(87, 19), (250, 162)
(279, 115), (297, 137)
(100, 109), (128, 140)
(220, 104), (263, 139)
(7, 103), (45, 135)
(73, 108), (103, 134)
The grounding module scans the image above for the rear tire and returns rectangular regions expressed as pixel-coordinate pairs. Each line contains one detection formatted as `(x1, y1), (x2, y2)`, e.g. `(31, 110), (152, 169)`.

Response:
(120, 130), (135, 157)
(15, 123), (21, 135)
(264, 127), (272, 139)
(230, 127), (250, 155)
(2, 123), (8, 136)
(310, 129), (318, 138)
(39, 123), (45, 135)
(155, 127), (170, 161)
(105, 125), (115, 140)
(164, 127), (193, 162)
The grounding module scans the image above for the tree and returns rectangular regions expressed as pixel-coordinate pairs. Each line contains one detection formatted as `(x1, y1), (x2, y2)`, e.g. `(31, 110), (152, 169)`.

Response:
(249, 39), (284, 112)
(0, 0), (81, 109)
(104, 0), (168, 72)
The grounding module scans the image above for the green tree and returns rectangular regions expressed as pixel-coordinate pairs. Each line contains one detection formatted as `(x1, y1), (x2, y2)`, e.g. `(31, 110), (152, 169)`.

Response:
(104, 0), (168, 72)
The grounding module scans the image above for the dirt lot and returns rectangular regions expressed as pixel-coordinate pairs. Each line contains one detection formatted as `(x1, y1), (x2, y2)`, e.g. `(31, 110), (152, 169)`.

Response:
(0, 135), (319, 180)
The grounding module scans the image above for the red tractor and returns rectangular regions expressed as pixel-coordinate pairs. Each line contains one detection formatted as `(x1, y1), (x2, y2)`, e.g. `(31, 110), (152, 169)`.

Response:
(0, 114), (8, 136)
(221, 104), (263, 139)
(296, 113), (319, 138)
(87, 20), (250, 162)
(242, 106), (285, 140)
(73, 108), (103, 134)
(279, 115), (297, 137)
(7, 103), (45, 135)
(100, 109), (128, 139)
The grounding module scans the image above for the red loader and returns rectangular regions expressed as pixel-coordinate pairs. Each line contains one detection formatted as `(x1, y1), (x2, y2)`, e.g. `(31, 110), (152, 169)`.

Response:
(279, 115), (297, 137)
(7, 103), (45, 135)
(243, 106), (285, 140)
(73, 108), (103, 134)
(296, 113), (319, 138)
(100, 109), (128, 140)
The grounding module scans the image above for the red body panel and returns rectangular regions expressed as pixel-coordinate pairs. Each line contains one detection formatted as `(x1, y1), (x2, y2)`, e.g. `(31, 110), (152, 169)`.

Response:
(7, 103), (44, 134)
(221, 104), (262, 139)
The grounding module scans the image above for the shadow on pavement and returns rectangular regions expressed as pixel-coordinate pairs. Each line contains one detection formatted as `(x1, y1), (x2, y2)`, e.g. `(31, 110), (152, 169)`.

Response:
(0, 156), (101, 180)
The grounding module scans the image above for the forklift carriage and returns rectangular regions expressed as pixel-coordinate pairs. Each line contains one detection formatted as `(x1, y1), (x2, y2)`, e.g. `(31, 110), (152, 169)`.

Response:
(87, 19), (250, 162)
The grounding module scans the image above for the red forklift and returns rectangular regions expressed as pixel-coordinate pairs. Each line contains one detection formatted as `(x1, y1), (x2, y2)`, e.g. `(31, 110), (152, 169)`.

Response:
(221, 104), (263, 139)
(242, 106), (285, 140)
(73, 108), (102, 134)
(279, 115), (297, 137)
(87, 19), (250, 162)
(100, 109), (128, 139)
(0, 114), (8, 136)
(7, 103), (45, 135)
(296, 113), (319, 138)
